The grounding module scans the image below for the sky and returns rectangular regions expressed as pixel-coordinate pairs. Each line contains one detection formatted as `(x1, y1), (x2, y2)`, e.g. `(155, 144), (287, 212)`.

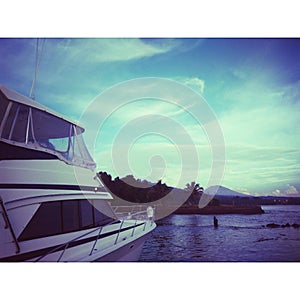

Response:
(0, 38), (300, 196)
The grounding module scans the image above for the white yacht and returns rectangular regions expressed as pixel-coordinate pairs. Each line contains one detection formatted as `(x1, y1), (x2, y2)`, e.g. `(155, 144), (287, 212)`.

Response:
(0, 85), (156, 262)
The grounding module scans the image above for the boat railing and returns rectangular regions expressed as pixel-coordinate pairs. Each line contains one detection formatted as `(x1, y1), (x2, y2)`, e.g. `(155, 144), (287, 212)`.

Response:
(34, 225), (105, 262)
(113, 205), (156, 221)
(34, 214), (154, 262)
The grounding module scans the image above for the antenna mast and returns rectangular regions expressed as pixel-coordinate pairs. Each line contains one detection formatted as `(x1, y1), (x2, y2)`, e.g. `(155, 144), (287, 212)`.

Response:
(29, 38), (45, 100)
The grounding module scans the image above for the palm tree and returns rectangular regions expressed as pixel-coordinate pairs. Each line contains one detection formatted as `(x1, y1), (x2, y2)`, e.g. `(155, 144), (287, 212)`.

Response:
(184, 181), (204, 206)
(185, 181), (203, 193)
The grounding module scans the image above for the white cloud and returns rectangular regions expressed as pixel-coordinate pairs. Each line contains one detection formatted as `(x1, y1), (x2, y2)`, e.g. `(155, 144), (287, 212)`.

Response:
(270, 184), (299, 197)
(211, 71), (300, 195)
(285, 184), (299, 195)
(92, 39), (178, 62)
(218, 143), (300, 195)
(235, 187), (251, 195)
(183, 77), (205, 94)
(51, 38), (179, 63)
(93, 136), (216, 189)
(272, 189), (282, 196)
(219, 102), (300, 148)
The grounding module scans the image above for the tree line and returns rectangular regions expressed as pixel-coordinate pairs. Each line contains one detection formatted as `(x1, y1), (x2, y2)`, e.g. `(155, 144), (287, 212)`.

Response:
(98, 171), (204, 206)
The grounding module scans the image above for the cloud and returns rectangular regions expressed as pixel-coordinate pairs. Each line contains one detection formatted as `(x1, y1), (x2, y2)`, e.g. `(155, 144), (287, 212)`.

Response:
(7, 38), (181, 107)
(270, 184), (299, 197)
(219, 102), (300, 148)
(94, 142), (188, 186)
(92, 39), (178, 62)
(271, 189), (282, 196)
(77, 77), (217, 155)
(182, 77), (205, 94)
(285, 184), (299, 195)
(207, 68), (300, 195)
(223, 144), (300, 193)
(47, 38), (179, 64)
(234, 187), (251, 195)
(3, 39), (298, 197)
(281, 79), (300, 105)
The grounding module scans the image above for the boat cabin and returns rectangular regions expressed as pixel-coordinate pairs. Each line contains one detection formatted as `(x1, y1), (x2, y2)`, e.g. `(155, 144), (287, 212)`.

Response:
(0, 85), (95, 169)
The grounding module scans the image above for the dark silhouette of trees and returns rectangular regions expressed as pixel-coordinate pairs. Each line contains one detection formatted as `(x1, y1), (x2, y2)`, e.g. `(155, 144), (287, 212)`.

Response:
(183, 181), (204, 206)
(98, 171), (204, 208)
(98, 172), (172, 204)
(208, 198), (220, 206)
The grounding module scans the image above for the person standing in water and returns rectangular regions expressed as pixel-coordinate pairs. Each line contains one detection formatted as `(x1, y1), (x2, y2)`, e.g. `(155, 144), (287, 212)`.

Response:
(214, 216), (219, 228)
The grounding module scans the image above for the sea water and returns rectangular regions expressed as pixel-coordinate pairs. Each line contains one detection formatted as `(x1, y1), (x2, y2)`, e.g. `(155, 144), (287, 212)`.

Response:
(139, 205), (300, 262)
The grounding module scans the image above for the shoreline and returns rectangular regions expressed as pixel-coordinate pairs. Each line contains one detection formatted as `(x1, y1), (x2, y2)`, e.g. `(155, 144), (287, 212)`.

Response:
(173, 204), (265, 215)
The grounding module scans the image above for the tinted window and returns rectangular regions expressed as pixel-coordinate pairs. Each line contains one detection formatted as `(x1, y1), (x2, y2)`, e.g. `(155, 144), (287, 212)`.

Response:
(0, 92), (9, 124)
(0, 141), (57, 160)
(18, 200), (115, 241)
(2, 102), (19, 140)
(62, 200), (80, 233)
(1, 103), (30, 142)
(18, 202), (62, 241)
(93, 205), (114, 226)
(10, 105), (29, 142)
(80, 200), (94, 228)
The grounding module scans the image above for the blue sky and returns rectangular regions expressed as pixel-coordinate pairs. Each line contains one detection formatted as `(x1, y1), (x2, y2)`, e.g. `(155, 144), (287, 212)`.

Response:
(1, 38), (300, 196)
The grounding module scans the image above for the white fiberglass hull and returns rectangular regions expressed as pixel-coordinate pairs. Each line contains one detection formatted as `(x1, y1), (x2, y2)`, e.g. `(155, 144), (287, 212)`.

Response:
(0, 159), (156, 262)
(26, 220), (155, 262)
(0, 86), (156, 262)
(95, 232), (150, 262)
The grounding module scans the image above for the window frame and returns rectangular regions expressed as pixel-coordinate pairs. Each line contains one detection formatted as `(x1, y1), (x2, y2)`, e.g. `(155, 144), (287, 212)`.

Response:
(18, 200), (116, 242)
(0, 97), (96, 169)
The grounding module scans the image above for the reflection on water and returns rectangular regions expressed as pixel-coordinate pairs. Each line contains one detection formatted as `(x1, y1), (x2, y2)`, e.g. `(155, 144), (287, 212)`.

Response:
(139, 205), (300, 262)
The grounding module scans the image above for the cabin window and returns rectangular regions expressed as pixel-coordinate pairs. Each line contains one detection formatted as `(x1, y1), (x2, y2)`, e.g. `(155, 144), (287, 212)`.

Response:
(0, 92), (9, 122)
(31, 108), (72, 153)
(18, 200), (115, 241)
(68, 126), (95, 168)
(80, 200), (94, 228)
(93, 201), (115, 226)
(62, 200), (80, 233)
(18, 201), (63, 241)
(0, 95), (96, 169)
(10, 105), (30, 143)
(1, 102), (20, 140)
(1, 102), (33, 144)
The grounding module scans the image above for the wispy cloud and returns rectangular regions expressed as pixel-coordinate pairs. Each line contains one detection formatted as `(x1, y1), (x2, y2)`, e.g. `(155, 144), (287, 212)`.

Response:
(181, 77), (205, 94)
(94, 141), (213, 189)
(216, 72), (299, 139)
(271, 184), (300, 197)
(285, 184), (299, 195)
(46, 38), (179, 64)
(220, 143), (300, 194)
(1, 38), (299, 196)
(207, 66), (300, 194)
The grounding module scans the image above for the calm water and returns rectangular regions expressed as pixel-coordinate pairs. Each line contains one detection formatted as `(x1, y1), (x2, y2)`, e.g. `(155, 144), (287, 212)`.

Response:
(139, 205), (300, 262)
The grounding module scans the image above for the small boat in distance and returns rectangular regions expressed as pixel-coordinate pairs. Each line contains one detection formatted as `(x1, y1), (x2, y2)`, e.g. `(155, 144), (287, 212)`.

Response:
(0, 85), (156, 262)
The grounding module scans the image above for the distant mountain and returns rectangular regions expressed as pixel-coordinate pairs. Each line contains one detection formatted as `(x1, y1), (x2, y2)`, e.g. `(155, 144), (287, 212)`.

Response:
(204, 185), (252, 197)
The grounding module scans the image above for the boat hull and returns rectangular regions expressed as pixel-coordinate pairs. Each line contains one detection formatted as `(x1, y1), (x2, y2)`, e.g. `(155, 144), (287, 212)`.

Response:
(0, 86), (157, 262)
(95, 231), (151, 262)
(0, 219), (156, 262)
(0, 159), (156, 262)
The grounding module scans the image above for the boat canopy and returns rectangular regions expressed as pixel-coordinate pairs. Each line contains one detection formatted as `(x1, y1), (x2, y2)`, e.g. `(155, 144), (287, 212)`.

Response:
(0, 85), (96, 170)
